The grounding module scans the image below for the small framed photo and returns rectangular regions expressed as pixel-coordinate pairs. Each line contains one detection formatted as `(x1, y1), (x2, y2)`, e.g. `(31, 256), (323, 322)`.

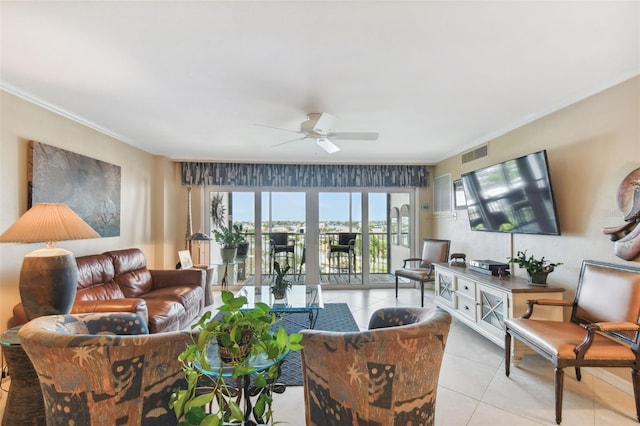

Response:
(453, 179), (467, 210)
(178, 250), (193, 269)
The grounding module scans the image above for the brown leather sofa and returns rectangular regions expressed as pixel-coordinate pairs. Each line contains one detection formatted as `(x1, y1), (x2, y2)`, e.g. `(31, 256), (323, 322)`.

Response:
(12, 248), (206, 333)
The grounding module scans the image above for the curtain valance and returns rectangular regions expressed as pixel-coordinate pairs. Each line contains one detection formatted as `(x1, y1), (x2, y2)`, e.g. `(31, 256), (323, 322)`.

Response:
(180, 162), (429, 188)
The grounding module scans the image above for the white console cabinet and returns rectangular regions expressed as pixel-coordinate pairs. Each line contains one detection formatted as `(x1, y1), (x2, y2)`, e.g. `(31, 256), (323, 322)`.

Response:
(434, 263), (565, 361)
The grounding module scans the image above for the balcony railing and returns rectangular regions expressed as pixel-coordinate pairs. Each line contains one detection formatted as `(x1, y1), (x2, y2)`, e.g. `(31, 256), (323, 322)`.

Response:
(237, 232), (389, 277)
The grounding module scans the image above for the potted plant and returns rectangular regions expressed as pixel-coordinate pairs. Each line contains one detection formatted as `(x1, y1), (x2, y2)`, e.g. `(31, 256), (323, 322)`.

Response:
(213, 223), (245, 263)
(170, 290), (303, 425)
(508, 250), (563, 285)
(271, 261), (292, 300)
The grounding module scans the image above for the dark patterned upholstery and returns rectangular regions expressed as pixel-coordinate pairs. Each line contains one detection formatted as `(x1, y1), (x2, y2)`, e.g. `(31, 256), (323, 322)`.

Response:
(300, 307), (451, 426)
(18, 313), (193, 426)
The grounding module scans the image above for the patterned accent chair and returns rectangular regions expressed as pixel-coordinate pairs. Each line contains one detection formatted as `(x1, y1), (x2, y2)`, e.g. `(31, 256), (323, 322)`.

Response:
(19, 312), (193, 426)
(300, 307), (451, 426)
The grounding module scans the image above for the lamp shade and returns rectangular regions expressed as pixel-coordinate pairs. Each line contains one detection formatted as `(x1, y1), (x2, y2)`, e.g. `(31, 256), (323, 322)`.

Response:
(189, 232), (212, 241)
(0, 203), (100, 320)
(0, 203), (100, 244)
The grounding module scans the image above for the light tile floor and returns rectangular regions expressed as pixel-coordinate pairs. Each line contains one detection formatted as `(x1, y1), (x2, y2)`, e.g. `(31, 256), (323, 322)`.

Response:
(273, 288), (639, 426)
(1, 287), (638, 425)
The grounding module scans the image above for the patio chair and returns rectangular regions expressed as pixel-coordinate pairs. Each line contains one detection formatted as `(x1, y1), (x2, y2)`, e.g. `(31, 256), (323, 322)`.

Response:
(269, 232), (295, 275)
(328, 232), (358, 283)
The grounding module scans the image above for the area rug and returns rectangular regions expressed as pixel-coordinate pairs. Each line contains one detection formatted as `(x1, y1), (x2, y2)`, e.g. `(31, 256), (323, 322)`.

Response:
(214, 303), (359, 386)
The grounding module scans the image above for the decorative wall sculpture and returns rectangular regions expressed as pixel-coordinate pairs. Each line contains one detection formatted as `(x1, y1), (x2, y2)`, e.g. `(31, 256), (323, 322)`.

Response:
(603, 167), (640, 261)
(28, 141), (121, 237)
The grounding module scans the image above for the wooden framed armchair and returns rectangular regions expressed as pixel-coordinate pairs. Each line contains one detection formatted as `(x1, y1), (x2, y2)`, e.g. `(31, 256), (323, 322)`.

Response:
(395, 238), (450, 306)
(300, 307), (451, 425)
(505, 260), (640, 424)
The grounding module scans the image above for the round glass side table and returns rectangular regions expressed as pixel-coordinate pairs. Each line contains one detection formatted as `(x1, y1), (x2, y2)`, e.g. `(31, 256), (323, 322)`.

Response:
(196, 341), (288, 425)
(0, 326), (46, 426)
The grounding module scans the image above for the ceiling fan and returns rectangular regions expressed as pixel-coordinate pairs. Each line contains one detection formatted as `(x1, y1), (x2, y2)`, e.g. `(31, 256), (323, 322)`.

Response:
(258, 113), (379, 154)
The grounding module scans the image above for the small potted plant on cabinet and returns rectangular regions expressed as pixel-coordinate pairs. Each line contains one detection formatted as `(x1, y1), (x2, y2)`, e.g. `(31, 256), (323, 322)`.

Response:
(271, 261), (293, 300)
(213, 223), (245, 263)
(508, 250), (563, 285)
(170, 290), (303, 425)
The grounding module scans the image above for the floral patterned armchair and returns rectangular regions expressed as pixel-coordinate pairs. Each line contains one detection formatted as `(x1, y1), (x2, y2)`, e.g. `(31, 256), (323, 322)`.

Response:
(300, 307), (451, 425)
(18, 312), (194, 426)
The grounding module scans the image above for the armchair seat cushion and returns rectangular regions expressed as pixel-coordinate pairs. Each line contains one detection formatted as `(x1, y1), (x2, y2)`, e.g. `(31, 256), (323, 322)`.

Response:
(506, 318), (636, 360)
(395, 267), (432, 281)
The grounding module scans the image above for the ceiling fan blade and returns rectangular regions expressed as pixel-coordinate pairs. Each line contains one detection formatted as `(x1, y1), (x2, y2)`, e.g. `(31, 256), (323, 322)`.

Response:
(327, 132), (379, 141)
(312, 113), (338, 134)
(316, 138), (340, 154)
(255, 124), (300, 134)
(272, 136), (307, 148)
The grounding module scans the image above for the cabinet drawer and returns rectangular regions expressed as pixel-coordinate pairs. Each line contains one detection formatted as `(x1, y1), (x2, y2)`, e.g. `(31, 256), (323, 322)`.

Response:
(456, 278), (475, 299)
(456, 296), (477, 321)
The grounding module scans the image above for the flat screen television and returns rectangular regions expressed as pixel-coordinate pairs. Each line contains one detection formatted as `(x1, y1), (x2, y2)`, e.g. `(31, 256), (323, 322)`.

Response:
(461, 150), (561, 235)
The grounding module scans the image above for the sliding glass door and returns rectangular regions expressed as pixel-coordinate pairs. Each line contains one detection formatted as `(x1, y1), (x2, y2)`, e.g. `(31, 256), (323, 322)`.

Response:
(260, 192), (306, 283)
(319, 192), (362, 284)
(206, 188), (413, 287)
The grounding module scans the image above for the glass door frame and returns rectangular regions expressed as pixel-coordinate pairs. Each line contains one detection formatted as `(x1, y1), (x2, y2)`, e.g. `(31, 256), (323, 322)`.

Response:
(206, 186), (416, 286)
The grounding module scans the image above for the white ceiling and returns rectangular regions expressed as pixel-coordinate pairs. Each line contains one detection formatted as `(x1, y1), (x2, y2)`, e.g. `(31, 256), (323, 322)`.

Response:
(1, 1), (638, 164)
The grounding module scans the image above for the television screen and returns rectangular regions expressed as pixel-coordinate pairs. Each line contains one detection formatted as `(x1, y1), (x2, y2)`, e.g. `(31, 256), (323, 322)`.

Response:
(461, 150), (561, 235)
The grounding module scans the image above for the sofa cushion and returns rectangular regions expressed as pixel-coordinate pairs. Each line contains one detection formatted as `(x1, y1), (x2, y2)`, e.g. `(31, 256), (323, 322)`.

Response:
(143, 286), (204, 327)
(104, 248), (154, 297)
(144, 299), (185, 333)
(75, 254), (125, 300)
(143, 286), (202, 311)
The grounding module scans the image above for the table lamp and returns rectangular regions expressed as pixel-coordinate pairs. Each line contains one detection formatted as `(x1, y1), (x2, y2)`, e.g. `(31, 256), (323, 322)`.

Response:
(0, 203), (100, 320)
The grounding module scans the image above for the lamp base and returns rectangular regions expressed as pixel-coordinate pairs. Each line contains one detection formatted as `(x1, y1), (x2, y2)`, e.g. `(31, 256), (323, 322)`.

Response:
(19, 248), (78, 320)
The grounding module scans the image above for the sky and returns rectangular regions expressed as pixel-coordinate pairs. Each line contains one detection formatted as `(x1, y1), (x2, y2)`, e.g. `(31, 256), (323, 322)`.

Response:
(230, 192), (388, 222)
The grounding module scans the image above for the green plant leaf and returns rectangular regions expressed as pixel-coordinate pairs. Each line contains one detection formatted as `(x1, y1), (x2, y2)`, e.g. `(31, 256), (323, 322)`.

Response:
(254, 394), (266, 418)
(228, 401), (244, 422)
(254, 373), (267, 388)
(289, 333), (303, 344)
(184, 406), (208, 425)
(201, 415), (219, 426)
(187, 391), (215, 410)
(289, 342), (304, 351)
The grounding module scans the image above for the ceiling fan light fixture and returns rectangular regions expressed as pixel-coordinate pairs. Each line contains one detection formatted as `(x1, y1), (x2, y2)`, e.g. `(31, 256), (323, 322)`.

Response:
(316, 137), (340, 154)
(260, 112), (376, 154)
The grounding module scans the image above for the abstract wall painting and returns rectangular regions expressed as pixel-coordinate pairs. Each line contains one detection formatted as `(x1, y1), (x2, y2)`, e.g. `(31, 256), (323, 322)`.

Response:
(28, 141), (121, 237)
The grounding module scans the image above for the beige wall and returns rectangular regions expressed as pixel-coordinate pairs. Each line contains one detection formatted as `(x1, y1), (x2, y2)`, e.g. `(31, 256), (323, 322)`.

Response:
(432, 75), (640, 299)
(0, 91), (181, 330)
(431, 76), (639, 386)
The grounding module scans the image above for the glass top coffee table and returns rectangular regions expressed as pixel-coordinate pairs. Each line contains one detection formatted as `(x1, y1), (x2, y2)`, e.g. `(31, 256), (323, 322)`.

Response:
(236, 285), (324, 328)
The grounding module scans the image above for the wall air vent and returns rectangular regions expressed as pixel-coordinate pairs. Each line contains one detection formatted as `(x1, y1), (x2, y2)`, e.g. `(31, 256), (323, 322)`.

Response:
(461, 145), (488, 164)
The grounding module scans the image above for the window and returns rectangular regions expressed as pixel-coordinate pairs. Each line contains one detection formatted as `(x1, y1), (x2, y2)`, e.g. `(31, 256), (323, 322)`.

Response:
(400, 204), (410, 247)
(390, 207), (399, 245)
(433, 173), (452, 214)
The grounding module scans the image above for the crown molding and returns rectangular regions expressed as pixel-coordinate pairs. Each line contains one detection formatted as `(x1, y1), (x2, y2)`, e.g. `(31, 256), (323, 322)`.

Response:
(1, 82), (132, 145)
